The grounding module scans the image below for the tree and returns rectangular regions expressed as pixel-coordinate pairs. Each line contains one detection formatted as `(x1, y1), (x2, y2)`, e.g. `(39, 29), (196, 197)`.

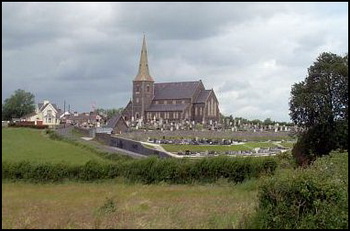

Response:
(96, 107), (124, 120)
(2, 89), (35, 121)
(263, 118), (274, 125)
(289, 52), (348, 165)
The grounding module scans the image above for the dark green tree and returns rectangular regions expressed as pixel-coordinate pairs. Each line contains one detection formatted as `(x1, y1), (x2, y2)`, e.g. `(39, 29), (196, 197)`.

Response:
(289, 52), (348, 165)
(263, 118), (274, 125)
(96, 107), (124, 120)
(2, 89), (35, 121)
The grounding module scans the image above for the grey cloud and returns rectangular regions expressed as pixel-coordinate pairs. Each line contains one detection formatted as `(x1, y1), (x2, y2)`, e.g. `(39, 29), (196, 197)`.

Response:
(2, 2), (348, 122)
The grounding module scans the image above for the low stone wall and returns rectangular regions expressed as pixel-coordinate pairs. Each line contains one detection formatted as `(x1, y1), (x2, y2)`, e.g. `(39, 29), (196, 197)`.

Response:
(110, 136), (170, 158)
(95, 133), (111, 145)
(74, 127), (92, 137)
(119, 130), (293, 141)
(94, 133), (170, 158)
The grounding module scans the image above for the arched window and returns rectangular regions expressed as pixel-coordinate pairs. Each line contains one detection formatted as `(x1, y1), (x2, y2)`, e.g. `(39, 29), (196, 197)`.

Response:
(136, 113), (140, 119)
(146, 85), (150, 92)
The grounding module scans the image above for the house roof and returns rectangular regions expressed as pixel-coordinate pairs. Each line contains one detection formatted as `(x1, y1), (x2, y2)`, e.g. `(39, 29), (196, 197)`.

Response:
(38, 102), (60, 112)
(195, 89), (212, 103)
(21, 112), (37, 119)
(106, 113), (125, 128)
(154, 81), (201, 100)
(146, 103), (189, 112)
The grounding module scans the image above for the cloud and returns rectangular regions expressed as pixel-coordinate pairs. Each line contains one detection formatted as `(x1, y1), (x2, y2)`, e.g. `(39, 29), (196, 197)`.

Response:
(2, 2), (348, 122)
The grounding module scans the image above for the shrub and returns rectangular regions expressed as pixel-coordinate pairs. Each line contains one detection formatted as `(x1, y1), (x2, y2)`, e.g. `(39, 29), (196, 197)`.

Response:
(244, 151), (348, 229)
(292, 121), (348, 166)
(2, 156), (278, 184)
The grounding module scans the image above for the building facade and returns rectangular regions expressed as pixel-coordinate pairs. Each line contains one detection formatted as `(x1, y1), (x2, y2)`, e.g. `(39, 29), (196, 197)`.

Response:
(21, 100), (61, 126)
(122, 36), (220, 124)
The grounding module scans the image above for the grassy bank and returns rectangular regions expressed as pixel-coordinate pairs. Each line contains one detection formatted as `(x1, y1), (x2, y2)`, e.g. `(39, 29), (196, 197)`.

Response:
(2, 128), (116, 164)
(2, 180), (258, 229)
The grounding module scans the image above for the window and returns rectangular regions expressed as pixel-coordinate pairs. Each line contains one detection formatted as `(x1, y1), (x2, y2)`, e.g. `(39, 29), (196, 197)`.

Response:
(136, 113), (140, 119)
(146, 85), (150, 92)
(155, 101), (159, 105)
(173, 100), (176, 104)
(164, 101), (168, 105)
(136, 86), (140, 93)
(136, 98), (139, 103)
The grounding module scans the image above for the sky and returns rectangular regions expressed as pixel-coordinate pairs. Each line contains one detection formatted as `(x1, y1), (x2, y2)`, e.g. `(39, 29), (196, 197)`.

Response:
(2, 2), (348, 122)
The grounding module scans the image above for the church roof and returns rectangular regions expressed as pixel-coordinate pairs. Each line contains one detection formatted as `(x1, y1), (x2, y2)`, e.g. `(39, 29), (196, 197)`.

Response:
(154, 81), (201, 100)
(134, 35), (154, 82)
(146, 103), (189, 112)
(195, 89), (212, 103)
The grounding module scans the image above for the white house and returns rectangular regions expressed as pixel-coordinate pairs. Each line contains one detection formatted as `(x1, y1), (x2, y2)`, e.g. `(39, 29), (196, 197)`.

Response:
(21, 100), (61, 126)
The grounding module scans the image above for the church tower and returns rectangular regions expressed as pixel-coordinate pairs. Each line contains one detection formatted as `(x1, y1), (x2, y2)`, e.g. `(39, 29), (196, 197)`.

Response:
(132, 35), (154, 121)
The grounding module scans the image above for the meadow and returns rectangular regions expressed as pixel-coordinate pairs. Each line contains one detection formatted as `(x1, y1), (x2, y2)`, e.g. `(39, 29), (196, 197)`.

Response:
(2, 127), (346, 229)
(2, 179), (258, 229)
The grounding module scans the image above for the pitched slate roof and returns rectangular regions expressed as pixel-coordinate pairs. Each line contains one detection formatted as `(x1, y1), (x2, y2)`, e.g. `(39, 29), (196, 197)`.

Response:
(195, 89), (212, 103)
(154, 81), (200, 100)
(146, 103), (189, 112)
(38, 103), (59, 112)
(106, 113), (124, 128)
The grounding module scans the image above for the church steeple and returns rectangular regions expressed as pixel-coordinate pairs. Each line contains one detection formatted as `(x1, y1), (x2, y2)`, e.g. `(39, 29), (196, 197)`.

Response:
(134, 35), (154, 82)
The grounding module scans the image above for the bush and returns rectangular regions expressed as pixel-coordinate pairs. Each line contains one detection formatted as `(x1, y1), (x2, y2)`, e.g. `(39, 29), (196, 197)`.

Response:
(244, 151), (348, 229)
(2, 156), (278, 184)
(292, 121), (348, 166)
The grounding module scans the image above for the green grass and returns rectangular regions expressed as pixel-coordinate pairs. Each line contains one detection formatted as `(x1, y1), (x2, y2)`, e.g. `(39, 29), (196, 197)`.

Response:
(2, 179), (258, 229)
(278, 142), (295, 148)
(2, 128), (112, 165)
(161, 142), (278, 152)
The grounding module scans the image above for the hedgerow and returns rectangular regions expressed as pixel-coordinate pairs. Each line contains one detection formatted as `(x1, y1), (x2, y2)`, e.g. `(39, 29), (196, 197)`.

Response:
(2, 156), (277, 184)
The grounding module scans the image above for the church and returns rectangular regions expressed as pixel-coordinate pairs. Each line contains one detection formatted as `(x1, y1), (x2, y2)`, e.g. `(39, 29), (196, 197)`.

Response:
(122, 36), (220, 124)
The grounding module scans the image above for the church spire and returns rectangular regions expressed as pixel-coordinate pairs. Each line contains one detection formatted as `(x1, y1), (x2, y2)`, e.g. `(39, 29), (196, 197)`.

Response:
(134, 34), (154, 82)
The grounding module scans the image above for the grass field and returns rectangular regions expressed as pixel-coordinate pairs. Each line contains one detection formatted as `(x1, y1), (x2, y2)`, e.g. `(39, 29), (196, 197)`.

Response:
(161, 141), (278, 152)
(2, 180), (258, 229)
(2, 128), (112, 164)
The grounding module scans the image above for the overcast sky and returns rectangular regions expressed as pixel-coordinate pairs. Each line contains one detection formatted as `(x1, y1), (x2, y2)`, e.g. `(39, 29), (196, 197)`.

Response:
(2, 2), (348, 122)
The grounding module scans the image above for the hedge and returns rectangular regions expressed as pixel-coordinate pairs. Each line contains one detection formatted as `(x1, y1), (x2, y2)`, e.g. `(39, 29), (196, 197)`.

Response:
(2, 156), (277, 184)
